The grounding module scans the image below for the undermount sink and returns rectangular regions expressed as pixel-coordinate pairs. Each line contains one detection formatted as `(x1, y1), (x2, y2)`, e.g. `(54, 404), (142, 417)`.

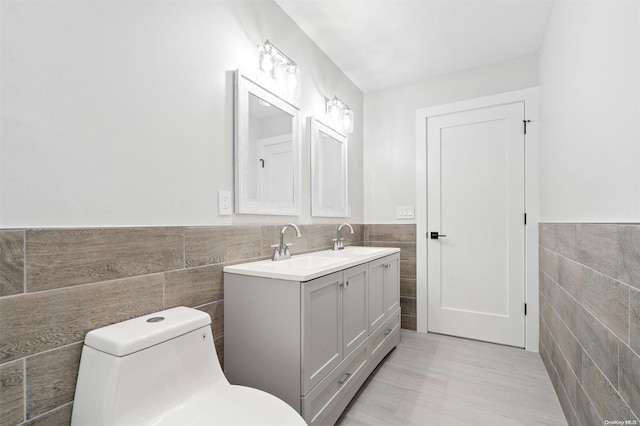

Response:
(223, 246), (399, 281)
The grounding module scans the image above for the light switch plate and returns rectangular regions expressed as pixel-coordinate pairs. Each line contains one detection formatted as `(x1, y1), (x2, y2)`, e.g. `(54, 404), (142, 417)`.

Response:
(396, 205), (415, 219)
(219, 190), (232, 215)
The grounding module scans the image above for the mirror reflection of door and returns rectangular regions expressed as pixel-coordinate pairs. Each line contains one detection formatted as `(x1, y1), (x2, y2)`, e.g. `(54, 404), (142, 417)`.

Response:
(248, 93), (294, 203)
(318, 131), (345, 209)
(256, 134), (293, 203)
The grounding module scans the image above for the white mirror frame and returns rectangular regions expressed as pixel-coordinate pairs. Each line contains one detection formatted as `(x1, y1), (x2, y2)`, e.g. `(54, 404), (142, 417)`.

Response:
(234, 70), (301, 215)
(309, 116), (349, 217)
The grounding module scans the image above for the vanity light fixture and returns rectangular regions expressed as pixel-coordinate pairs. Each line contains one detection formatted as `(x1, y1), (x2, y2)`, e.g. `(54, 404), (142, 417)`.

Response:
(326, 96), (354, 134)
(257, 40), (300, 100)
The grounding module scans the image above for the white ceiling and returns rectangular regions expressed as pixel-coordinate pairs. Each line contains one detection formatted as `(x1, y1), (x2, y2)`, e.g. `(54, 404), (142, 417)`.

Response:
(275, 0), (555, 93)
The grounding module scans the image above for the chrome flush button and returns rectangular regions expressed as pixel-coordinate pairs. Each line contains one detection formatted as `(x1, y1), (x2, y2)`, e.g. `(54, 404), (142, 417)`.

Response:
(146, 316), (165, 323)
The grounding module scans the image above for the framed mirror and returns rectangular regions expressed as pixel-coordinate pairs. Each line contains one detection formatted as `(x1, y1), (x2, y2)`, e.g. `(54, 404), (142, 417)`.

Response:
(234, 70), (301, 215)
(309, 117), (348, 217)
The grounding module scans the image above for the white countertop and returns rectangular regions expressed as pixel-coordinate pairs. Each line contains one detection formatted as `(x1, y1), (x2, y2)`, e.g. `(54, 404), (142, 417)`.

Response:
(223, 246), (400, 281)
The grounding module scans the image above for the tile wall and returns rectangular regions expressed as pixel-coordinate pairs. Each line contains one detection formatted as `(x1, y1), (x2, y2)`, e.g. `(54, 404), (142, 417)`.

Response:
(0, 223), (415, 425)
(539, 223), (640, 425)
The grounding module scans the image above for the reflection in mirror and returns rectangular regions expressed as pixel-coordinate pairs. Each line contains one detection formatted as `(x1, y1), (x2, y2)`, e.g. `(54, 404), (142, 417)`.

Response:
(309, 117), (348, 217)
(235, 71), (300, 215)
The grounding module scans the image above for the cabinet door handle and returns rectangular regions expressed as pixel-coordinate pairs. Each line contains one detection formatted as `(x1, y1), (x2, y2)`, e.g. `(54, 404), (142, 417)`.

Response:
(345, 280), (350, 288)
(338, 372), (352, 385)
(384, 328), (393, 336)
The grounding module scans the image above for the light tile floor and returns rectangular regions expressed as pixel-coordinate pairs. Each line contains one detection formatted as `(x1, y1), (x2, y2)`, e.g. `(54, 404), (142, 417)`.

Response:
(336, 330), (567, 426)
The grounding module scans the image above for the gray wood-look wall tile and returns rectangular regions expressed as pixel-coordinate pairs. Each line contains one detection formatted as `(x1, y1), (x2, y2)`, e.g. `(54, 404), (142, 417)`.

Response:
(197, 300), (224, 340)
(184, 226), (262, 267)
(400, 315), (416, 331)
(546, 300), (582, 376)
(556, 223), (577, 260)
(365, 241), (415, 261)
(619, 225), (640, 290)
(581, 268), (629, 342)
(400, 278), (416, 298)
(0, 274), (163, 363)
(558, 256), (584, 302)
(539, 223), (558, 251)
(365, 224), (416, 243)
(400, 297), (416, 317)
(23, 403), (72, 426)
(556, 380), (580, 426)
(575, 304), (619, 388)
(25, 228), (183, 292)
(619, 342), (640, 421)
(631, 288), (640, 354)
(26, 343), (82, 420)
(539, 247), (560, 283)
(164, 265), (223, 309)
(540, 273), (557, 311)
(550, 336), (578, 406)
(0, 230), (24, 297)
(581, 351), (633, 422)
(576, 383), (602, 426)
(576, 224), (619, 278)
(0, 359), (24, 426)
(554, 286), (578, 335)
(400, 261), (416, 280)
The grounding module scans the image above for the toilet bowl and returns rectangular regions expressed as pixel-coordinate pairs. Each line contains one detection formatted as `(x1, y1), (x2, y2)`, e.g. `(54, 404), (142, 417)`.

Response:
(71, 306), (306, 425)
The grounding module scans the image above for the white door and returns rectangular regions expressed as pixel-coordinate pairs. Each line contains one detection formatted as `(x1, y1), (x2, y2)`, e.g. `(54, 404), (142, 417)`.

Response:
(427, 102), (525, 348)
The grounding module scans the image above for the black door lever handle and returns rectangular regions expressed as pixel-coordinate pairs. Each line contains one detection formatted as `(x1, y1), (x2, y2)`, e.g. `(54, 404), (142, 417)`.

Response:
(430, 232), (447, 239)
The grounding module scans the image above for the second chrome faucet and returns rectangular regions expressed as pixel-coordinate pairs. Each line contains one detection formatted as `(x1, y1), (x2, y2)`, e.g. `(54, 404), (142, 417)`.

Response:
(333, 223), (354, 251)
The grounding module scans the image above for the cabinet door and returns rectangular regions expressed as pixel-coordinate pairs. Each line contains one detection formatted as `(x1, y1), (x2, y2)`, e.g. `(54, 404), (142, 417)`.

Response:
(384, 254), (401, 316)
(368, 257), (387, 333)
(302, 272), (343, 394)
(342, 264), (368, 358)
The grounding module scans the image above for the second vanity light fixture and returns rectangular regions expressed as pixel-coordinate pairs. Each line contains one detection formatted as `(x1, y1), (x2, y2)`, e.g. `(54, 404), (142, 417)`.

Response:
(258, 40), (300, 100)
(326, 96), (354, 134)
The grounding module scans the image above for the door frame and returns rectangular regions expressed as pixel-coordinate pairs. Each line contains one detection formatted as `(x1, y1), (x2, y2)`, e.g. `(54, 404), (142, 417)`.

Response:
(415, 87), (540, 352)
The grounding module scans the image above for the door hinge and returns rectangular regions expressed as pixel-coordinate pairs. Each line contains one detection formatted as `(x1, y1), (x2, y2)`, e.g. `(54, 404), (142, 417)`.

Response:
(523, 119), (531, 135)
(524, 213), (527, 225)
(524, 303), (527, 316)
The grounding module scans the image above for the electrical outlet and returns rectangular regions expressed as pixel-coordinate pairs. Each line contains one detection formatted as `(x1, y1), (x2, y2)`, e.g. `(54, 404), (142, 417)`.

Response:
(219, 190), (232, 215)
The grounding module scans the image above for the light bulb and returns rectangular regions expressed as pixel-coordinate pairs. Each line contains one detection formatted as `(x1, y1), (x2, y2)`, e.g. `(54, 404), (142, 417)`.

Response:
(260, 54), (273, 72)
(342, 109), (354, 134)
(328, 98), (341, 120)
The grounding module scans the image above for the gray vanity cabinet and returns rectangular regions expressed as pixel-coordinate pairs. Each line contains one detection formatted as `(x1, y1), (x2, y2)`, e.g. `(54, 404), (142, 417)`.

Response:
(302, 271), (343, 393)
(302, 263), (368, 394)
(224, 251), (400, 426)
(368, 254), (400, 331)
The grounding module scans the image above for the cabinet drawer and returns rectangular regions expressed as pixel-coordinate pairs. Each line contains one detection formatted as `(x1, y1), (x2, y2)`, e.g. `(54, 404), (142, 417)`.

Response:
(301, 339), (368, 426)
(370, 308), (400, 364)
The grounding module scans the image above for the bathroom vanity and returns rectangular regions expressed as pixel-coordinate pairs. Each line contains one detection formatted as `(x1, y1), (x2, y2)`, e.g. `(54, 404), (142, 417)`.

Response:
(224, 247), (401, 426)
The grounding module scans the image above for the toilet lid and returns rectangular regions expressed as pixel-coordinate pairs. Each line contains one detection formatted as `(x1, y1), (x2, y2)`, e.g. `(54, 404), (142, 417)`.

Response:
(152, 385), (306, 426)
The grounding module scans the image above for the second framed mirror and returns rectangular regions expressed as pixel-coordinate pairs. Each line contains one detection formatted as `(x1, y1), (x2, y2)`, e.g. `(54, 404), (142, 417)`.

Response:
(309, 117), (348, 217)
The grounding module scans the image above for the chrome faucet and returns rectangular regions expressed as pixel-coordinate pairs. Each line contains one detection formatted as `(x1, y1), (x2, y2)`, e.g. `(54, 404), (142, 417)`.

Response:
(271, 223), (302, 261)
(333, 223), (354, 251)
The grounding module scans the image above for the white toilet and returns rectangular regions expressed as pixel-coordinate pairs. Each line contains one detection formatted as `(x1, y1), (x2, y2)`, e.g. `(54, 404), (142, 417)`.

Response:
(71, 306), (306, 425)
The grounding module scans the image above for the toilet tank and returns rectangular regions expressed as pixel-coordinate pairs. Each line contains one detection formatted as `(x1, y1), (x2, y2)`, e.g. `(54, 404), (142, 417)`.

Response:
(72, 307), (227, 426)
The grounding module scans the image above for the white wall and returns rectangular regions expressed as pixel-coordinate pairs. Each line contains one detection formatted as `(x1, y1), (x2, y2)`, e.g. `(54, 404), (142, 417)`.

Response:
(539, 0), (640, 222)
(363, 54), (539, 223)
(0, 0), (363, 227)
